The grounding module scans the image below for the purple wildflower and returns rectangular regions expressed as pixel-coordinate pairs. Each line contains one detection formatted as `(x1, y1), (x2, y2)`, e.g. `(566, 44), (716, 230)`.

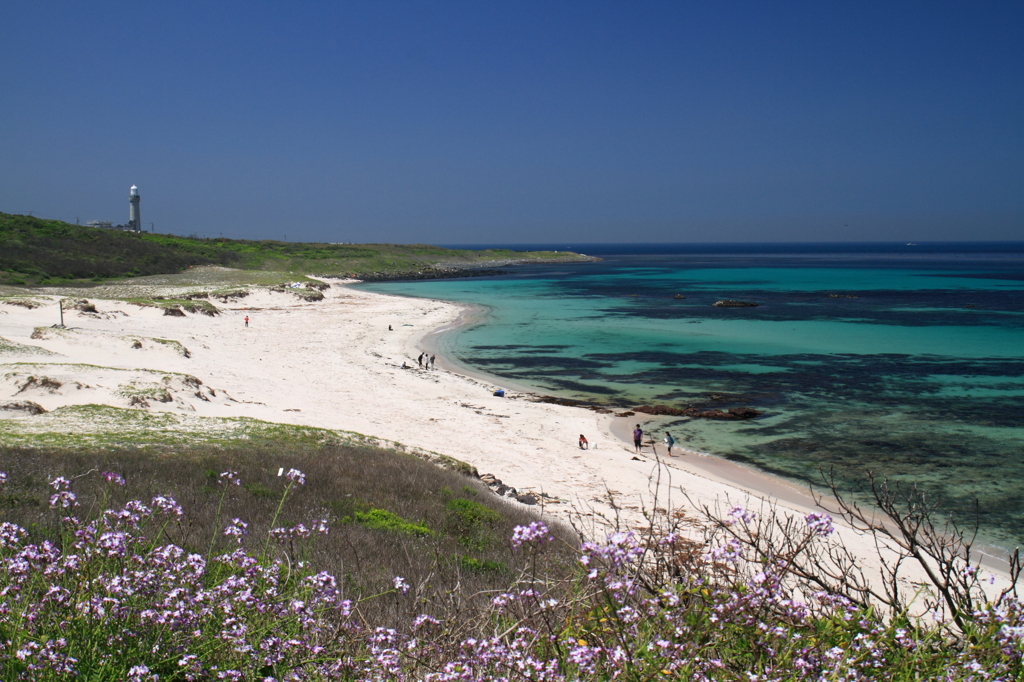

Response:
(413, 614), (441, 631)
(127, 664), (148, 675)
(805, 512), (834, 537)
(223, 518), (249, 542)
(101, 471), (126, 486)
(151, 495), (183, 519)
(284, 468), (306, 485)
(0, 521), (28, 548)
(49, 490), (77, 509)
(269, 527), (291, 542)
(393, 576), (410, 594)
(708, 537), (744, 564)
(727, 506), (757, 525)
(50, 476), (71, 490)
(511, 521), (551, 548)
(219, 470), (241, 486)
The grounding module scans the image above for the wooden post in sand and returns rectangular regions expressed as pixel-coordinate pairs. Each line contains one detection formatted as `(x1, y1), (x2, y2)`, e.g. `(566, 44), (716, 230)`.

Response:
(59, 300), (64, 327)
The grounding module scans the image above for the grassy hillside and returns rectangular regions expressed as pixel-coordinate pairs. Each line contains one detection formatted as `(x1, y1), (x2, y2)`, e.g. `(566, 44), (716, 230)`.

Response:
(0, 441), (575, 613)
(0, 211), (592, 286)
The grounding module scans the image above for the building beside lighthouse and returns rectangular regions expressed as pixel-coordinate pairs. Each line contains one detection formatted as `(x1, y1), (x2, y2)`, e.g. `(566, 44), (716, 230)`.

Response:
(128, 185), (141, 232)
(83, 184), (145, 231)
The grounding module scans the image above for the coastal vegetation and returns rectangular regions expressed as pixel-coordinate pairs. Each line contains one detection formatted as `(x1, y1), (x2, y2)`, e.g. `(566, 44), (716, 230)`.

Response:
(1, 442), (1022, 679)
(0, 211), (591, 287)
(124, 297), (222, 317)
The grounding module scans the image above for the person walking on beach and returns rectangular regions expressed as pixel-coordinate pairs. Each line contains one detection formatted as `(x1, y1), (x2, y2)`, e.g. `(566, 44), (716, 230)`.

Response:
(244, 315), (249, 328)
(579, 434), (589, 450)
(663, 431), (675, 456)
(417, 353), (424, 368)
(430, 354), (436, 369)
(633, 424), (643, 453)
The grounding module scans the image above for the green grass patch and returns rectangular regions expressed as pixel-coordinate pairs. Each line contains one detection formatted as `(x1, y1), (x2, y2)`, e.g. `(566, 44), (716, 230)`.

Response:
(446, 498), (502, 525)
(243, 482), (279, 498)
(353, 508), (434, 537)
(445, 497), (502, 550)
(456, 555), (506, 573)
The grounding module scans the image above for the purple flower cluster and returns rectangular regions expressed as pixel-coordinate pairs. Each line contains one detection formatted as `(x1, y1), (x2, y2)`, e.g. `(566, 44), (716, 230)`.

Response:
(101, 471), (125, 486)
(219, 470), (241, 486)
(726, 505), (757, 525)
(510, 521), (552, 548)
(47, 476), (77, 510)
(805, 512), (835, 537)
(0, 471), (352, 680)
(2, 468), (1022, 681)
(223, 517), (249, 542)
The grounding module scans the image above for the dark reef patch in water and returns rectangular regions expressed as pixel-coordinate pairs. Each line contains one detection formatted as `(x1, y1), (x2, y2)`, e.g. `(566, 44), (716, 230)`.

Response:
(594, 289), (1024, 327)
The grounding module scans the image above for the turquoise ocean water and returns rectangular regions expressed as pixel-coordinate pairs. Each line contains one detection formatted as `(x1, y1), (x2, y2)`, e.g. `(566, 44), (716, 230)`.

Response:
(360, 244), (1024, 548)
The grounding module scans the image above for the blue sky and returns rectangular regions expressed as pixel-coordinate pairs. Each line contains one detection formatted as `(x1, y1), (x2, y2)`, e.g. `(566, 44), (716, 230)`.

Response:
(1, 1), (1021, 243)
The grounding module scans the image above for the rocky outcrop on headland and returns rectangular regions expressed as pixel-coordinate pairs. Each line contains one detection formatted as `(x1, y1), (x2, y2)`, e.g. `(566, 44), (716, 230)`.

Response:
(633, 404), (761, 420)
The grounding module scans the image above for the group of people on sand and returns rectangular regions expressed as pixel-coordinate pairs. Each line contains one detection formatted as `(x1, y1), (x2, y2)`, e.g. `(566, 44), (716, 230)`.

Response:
(632, 424), (676, 456)
(400, 353), (436, 370)
(578, 426), (677, 456)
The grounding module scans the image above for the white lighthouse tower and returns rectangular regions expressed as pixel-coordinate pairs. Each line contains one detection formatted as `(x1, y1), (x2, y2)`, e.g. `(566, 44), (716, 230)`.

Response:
(128, 185), (141, 232)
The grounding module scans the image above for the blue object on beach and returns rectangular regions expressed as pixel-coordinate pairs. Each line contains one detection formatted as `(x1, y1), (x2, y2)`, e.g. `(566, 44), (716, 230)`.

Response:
(493, 389), (505, 397)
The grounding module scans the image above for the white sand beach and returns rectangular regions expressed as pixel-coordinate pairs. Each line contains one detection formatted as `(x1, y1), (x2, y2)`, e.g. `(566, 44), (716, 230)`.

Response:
(0, 273), (1014, 598)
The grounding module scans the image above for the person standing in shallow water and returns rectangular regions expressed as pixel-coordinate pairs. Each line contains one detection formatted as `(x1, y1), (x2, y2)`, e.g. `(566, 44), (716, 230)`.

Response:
(633, 424), (643, 453)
